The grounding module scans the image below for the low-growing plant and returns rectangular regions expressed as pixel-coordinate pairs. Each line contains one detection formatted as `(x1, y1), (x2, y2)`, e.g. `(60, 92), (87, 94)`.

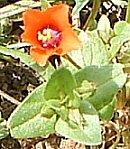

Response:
(0, 0), (130, 147)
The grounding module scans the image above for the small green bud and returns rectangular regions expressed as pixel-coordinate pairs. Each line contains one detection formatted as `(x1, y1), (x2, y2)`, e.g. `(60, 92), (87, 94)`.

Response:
(41, 107), (55, 118)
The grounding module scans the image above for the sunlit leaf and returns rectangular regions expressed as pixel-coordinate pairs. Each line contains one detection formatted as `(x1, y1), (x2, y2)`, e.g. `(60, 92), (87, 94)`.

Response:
(55, 100), (101, 145)
(0, 46), (45, 76)
(44, 68), (77, 100)
(7, 84), (56, 138)
(72, 0), (90, 16)
(97, 14), (113, 43)
(40, 0), (51, 9)
(111, 0), (127, 6)
(75, 64), (126, 110)
(0, 0), (41, 19)
(70, 30), (110, 67)
(99, 97), (116, 121)
(109, 21), (130, 60)
(0, 114), (9, 139)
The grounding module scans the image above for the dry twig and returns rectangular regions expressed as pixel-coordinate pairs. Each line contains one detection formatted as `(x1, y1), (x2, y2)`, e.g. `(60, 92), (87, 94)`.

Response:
(0, 90), (21, 105)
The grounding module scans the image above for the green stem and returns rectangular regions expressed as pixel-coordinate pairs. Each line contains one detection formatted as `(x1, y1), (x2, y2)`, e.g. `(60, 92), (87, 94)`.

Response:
(83, 0), (102, 31)
(125, 0), (130, 23)
(63, 54), (81, 69)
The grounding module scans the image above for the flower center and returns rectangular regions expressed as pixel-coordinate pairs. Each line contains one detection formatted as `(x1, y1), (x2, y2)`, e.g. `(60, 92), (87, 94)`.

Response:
(37, 28), (62, 48)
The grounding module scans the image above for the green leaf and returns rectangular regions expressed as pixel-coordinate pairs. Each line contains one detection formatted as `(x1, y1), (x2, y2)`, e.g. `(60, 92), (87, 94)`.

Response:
(0, 46), (45, 76)
(99, 97), (116, 121)
(70, 30), (109, 67)
(97, 14), (113, 43)
(0, 0), (41, 19)
(43, 63), (55, 81)
(0, 114), (9, 139)
(44, 68), (77, 100)
(75, 64), (126, 110)
(112, 0), (127, 6)
(109, 21), (130, 59)
(40, 0), (51, 9)
(80, 99), (97, 115)
(72, 0), (90, 16)
(7, 84), (56, 138)
(61, 57), (79, 73)
(0, 125), (9, 139)
(55, 101), (101, 145)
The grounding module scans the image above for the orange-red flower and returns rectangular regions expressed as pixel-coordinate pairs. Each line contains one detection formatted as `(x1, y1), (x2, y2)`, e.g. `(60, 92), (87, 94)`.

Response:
(21, 4), (81, 66)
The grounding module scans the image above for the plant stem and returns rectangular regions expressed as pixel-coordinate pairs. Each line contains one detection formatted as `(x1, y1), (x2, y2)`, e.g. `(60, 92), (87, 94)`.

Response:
(111, 130), (121, 149)
(123, 63), (130, 73)
(63, 54), (81, 69)
(116, 86), (127, 109)
(83, 0), (102, 31)
(125, 0), (130, 23)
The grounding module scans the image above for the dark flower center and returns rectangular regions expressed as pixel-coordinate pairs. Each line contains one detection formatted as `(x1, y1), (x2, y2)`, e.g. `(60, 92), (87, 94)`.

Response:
(37, 28), (62, 48)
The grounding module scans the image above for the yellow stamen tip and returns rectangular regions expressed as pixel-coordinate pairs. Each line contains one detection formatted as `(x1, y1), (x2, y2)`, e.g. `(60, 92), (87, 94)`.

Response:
(46, 30), (51, 39)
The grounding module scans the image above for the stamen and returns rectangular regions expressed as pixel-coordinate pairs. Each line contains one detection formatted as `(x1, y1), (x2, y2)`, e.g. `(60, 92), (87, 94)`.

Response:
(37, 28), (62, 48)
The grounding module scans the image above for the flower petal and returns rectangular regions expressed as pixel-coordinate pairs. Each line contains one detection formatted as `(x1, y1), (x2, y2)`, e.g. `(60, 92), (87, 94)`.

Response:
(21, 9), (48, 46)
(59, 28), (82, 54)
(30, 47), (54, 66)
(21, 4), (81, 66)
(22, 9), (49, 31)
(21, 4), (70, 46)
(42, 4), (70, 31)
(21, 31), (39, 46)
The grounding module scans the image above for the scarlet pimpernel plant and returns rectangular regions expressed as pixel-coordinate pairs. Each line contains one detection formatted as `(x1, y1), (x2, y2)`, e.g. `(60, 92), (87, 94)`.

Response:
(21, 4), (82, 66)
(0, 0), (128, 147)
